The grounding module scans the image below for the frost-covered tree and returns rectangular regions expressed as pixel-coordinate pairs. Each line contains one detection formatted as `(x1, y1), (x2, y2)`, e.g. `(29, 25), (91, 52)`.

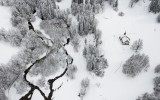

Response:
(129, 0), (140, 8)
(11, 0), (35, 22)
(40, 19), (70, 47)
(112, 0), (118, 10)
(81, 77), (90, 88)
(0, 0), (107, 99)
(21, 30), (48, 63)
(70, 35), (80, 52)
(149, 0), (160, 14)
(94, 29), (102, 47)
(73, 0), (84, 4)
(22, 30), (46, 50)
(13, 76), (28, 94)
(118, 11), (124, 16)
(122, 54), (150, 77)
(0, 0), (12, 6)
(56, 0), (62, 2)
(23, 0), (38, 13)
(154, 76), (160, 87)
(69, 23), (80, 51)
(0, 0), (75, 100)
(11, 15), (26, 27)
(54, 8), (71, 22)
(131, 39), (143, 53)
(29, 48), (67, 77)
(0, 65), (12, 90)
(108, 0), (115, 6)
(79, 78), (90, 99)
(157, 14), (160, 23)
(18, 29), (71, 100)
(36, 77), (46, 88)
(0, 55), (28, 96)
(153, 76), (160, 96)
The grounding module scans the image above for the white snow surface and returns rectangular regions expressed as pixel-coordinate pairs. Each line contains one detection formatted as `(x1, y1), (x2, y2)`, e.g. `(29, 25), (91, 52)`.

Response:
(56, 0), (72, 10)
(0, 42), (19, 64)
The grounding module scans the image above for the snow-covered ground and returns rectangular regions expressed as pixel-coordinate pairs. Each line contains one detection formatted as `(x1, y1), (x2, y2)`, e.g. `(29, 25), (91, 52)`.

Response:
(1, 0), (160, 100)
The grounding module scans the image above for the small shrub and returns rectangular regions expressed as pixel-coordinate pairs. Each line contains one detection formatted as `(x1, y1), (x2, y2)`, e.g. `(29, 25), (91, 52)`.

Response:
(83, 45), (108, 77)
(155, 64), (160, 73)
(118, 12), (124, 16)
(66, 65), (77, 79)
(122, 54), (150, 77)
(149, 0), (160, 14)
(79, 78), (90, 99)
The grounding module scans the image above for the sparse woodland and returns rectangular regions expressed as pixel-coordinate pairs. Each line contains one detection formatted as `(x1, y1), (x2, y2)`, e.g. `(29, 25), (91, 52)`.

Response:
(0, 0), (159, 100)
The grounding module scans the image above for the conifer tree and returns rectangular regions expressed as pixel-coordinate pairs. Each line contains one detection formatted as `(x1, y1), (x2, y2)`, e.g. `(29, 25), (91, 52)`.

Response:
(149, 0), (160, 13)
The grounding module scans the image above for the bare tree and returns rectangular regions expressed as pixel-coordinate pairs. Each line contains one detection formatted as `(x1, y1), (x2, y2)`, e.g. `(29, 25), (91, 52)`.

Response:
(131, 39), (143, 53)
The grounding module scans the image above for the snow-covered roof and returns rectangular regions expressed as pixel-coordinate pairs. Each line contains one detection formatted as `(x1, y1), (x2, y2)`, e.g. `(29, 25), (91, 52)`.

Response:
(119, 35), (130, 45)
